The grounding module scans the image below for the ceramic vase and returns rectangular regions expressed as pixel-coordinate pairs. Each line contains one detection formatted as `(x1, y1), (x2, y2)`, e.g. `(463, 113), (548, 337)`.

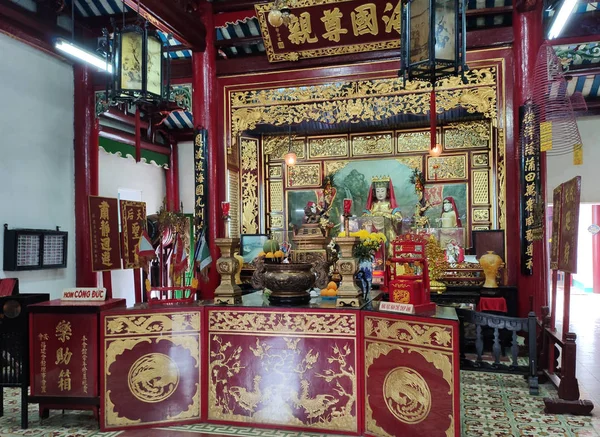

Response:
(355, 258), (373, 299)
(479, 251), (504, 288)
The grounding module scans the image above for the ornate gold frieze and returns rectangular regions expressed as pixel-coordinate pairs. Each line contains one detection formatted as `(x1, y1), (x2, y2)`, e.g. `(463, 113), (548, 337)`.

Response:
(264, 135), (306, 160)
(287, 163), (321, 188)
(473, 225), (490, 230)
(396, 156), (423, 171)
(472, 170), (490, 205)
(241, 138), (259, 234)
(268, 164), (283, 178)
(208, 310), (357, 335)
(427, 155), (467, 181)
(269, 181), (284, 212)
(308, 136), (348, 158)
(444, 120), (491, 149)
(231, 67), (496, 109)
(228, 170), (240, 238)
(472, 152), (490, 167)
(325, 160), (350, 175)
(105, 312), (201, 337)
(363, 317), (453, 351)
(473, 209), (490, 222)
(351, 133), (393, 156)
(270, 214), (284, 228)
(497, 128), (506, 230)
(231, 67), (497, 140)
(397, 131), (430, 153)
(228, 138), (240, 168)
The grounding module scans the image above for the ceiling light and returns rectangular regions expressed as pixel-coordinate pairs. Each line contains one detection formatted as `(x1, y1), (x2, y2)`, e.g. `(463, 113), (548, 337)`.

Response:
(548, 0), (578, 39)
(55, 37), (113, 73)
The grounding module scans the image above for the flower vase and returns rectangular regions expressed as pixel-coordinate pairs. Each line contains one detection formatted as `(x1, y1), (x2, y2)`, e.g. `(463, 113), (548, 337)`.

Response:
(355, 258), (374, 299)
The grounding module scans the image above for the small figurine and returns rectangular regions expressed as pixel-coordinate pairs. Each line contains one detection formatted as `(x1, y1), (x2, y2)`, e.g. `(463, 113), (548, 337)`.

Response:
(302, 201), (322, 224)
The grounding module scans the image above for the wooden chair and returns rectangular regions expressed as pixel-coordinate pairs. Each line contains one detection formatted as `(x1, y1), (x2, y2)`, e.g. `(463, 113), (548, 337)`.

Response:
(456, 308), (539, 395)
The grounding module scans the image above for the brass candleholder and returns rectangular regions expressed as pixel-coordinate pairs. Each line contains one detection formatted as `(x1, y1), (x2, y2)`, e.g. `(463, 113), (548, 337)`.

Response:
(214, 215), (242, 304)
(336, 215), (361, 307)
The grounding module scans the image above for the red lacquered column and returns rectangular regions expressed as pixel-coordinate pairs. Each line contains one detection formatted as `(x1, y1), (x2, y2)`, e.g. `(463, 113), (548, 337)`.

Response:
(513, 0), (547, 316)
(74, 65), (98, 287)
(192, 2), (221, 297)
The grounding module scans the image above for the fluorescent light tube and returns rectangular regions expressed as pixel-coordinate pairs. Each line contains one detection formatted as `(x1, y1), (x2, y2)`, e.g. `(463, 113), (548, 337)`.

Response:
(548, 0), (578, 40)
(55, 38), (113, 73)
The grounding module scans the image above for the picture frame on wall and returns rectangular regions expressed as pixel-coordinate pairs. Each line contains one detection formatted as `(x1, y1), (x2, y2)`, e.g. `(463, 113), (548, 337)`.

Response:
(472, 230), (505, 262)
(240, 234), (269, 264)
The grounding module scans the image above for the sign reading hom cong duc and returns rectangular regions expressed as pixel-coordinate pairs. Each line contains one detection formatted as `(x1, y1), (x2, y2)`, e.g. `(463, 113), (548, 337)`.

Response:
(255, 0), (401, 63)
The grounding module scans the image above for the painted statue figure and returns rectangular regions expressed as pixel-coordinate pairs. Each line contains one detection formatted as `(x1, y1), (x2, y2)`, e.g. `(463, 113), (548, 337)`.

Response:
(441, 196), (462, 228)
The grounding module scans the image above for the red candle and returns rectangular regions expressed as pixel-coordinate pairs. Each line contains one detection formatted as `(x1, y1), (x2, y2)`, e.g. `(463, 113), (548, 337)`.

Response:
(221, 201), (230, 216)
(343, 198), (352, 215)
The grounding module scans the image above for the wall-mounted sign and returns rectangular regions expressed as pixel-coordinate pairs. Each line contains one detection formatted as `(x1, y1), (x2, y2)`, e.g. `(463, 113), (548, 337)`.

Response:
(89, 196), (121, 272)
(557, 176), (581, 273)
(255, 0), (401, 63)
(62, 288), (107, 301)
(120, 200), (147, 269)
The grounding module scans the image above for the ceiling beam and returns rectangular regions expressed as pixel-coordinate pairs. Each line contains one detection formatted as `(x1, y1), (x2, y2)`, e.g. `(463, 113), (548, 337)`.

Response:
(122, 0), (205, 50)
(549, 34), (600, 46)
(213, 0), (267, 14)
(216, 25), (513, 76)
(214, 9), (256, 27)
(215, 35), (263, 48)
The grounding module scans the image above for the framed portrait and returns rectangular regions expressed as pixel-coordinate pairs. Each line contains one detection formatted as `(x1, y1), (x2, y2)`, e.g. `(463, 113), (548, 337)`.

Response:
(472, 230), (505, 261)
(240, 234), (269, 264)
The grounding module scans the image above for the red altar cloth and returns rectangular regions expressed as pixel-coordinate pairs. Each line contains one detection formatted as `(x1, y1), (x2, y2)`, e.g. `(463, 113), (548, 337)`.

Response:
(478, 297), (507, 313)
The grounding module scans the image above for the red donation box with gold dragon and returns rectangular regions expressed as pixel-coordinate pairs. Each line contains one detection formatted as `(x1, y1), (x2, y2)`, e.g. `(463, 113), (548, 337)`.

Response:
(387, 234), (435, 314)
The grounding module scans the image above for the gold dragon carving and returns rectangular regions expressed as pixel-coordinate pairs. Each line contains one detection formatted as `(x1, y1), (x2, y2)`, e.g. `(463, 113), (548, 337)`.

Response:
(105, 312), (201, 336)
(444, 120), (491, 149)
(364, 317), (453, 350)
(209, 311), (356, 335)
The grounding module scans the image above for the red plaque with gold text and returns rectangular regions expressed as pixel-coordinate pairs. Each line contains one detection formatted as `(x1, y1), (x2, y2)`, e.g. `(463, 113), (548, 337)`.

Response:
(120, 200), (146, 269)
(549, 185), (563, 270)
(363, 310), (460, 437)
(89, 196), (121, 271)
(557, 176), (581, 273)
(31, 313), (97, 397)
(255, 0), (400, 63)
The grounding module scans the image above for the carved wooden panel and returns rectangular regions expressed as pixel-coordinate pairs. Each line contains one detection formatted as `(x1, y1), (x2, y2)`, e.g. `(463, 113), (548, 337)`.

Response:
(308, 136), (348, 159)
(228, 170), (240, 238)
(286, 163), (322, 188)
(351, 132), (393, 157)
(472, 170), (490, 205)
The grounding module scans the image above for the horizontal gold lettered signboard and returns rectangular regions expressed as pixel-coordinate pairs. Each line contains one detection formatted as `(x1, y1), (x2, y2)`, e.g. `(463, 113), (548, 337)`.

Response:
(255, 0), (401, 63)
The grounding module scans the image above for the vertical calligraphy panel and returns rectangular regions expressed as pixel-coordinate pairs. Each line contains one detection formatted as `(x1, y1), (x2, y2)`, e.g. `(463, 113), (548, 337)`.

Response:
(120, 201), (147, 269)
(557, 176), (581, 273)
(89, 196), (121, 271)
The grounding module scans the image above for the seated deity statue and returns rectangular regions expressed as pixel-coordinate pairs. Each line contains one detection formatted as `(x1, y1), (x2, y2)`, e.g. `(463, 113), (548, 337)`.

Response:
(441, 196), (462, 228)
(364, 176), (403, 220)
(302, 201), (322, 224)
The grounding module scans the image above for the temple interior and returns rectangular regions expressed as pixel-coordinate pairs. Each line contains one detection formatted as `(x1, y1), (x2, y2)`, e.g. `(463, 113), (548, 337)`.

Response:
(0, 0), (600, 436)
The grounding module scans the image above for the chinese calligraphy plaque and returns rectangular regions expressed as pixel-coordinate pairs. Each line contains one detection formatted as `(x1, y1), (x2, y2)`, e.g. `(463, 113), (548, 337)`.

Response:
(89, 196), (121, 272)
(120, 201), (147, 269)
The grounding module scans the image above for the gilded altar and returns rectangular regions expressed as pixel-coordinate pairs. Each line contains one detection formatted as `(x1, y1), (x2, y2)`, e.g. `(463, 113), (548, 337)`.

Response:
(100, 295), (460, 436)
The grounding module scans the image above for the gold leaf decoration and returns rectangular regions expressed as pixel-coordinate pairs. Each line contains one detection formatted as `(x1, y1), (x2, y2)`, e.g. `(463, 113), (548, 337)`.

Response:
(427, 155), (467, 180)
(364, 317), (453, 350)
(444, 120), (491, 149)
(351, 133), (393, 156)
(308, 136), (348, 158)
(397, 131), (430, 153)
(472, 170), (490, 205)
(241, 138), (259, 234)
(287, 163), (321, 188)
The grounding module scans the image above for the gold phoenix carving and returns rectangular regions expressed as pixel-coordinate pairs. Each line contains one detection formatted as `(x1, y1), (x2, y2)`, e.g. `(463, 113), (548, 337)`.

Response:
(309, 136), (348, 158)
(287, 163), (321, 187)
(427, 155), (467, 180)
(128, 353), (180, 403)
(208, 334), (357, 431)
(208, 310), (356, 335)
(241, 138), (259, 234)
(351, 133), (393, 156)
(384, 366), (432, 424)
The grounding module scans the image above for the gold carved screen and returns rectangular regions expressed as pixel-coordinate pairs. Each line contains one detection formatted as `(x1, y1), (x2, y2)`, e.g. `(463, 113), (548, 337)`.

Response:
(261, 120), (499, 247)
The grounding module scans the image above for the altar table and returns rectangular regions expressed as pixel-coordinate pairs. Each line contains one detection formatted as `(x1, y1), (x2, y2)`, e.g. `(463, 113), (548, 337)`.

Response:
(99, 293), (460, 437)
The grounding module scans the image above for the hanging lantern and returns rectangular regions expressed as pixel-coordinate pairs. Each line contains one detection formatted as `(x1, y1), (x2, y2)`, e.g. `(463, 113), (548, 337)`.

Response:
(399, 0), (468, 84)
(109, 23), (170, 105)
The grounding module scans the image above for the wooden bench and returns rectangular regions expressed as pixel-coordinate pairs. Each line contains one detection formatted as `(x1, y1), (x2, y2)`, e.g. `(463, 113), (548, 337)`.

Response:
(456, 308), (539, 395)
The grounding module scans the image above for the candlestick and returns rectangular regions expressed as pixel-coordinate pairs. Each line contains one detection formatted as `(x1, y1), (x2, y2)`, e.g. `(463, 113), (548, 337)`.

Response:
(221, 201), (231, 218)
(343, 198), (352, 215)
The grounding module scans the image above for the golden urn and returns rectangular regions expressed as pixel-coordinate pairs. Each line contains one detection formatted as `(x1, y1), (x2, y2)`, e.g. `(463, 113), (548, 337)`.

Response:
(479, 251), (504, 288)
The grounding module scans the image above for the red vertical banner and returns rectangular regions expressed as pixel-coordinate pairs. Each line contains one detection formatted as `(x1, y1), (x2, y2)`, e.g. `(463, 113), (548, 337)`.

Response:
(30, 314), (98, 397)
(120, 200), (147, 269)
(88, 196), (121, 271)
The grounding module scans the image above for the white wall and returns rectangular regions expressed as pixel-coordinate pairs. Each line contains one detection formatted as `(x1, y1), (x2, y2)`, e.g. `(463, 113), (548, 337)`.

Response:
(0, 33), (75, 299)
(98, 150), (166, 306)
(178, 141), (195, 214)
(573, 204), (593, 291)
(547, 116), (600, 202)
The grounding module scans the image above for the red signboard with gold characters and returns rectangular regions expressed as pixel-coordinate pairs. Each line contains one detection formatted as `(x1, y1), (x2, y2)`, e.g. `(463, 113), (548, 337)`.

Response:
(255, 0), (400, 63)
(89, 196), (121, 271)
(557, 176), (581, 273)
(120, 200), (147, 269)
(30, 313), (98, 398)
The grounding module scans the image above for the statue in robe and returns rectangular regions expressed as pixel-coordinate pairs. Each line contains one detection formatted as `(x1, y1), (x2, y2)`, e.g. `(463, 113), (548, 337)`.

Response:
(440, 196), (462, 228)
(363, 176), (403, 249)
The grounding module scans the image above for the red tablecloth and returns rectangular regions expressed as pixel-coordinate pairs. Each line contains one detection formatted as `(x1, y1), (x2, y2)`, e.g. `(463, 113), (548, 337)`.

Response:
(478, 296), (507, 313)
